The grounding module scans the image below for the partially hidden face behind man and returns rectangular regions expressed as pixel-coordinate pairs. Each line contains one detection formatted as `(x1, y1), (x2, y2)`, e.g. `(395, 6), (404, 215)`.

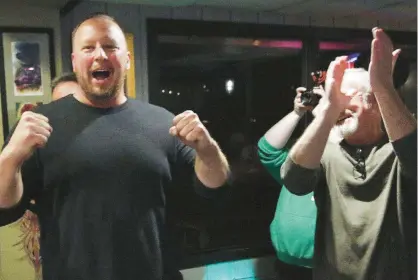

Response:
(71, 16), (130, 101)
(52, 80), (81, 101)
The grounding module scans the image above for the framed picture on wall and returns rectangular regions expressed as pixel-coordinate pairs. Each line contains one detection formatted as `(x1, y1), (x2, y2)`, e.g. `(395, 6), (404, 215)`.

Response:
(0, 29), (55, 140)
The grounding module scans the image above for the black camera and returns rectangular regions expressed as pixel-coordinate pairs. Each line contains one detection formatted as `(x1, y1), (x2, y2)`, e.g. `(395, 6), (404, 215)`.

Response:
(300, 70), (326, 107)
(301, 89), (322, 107)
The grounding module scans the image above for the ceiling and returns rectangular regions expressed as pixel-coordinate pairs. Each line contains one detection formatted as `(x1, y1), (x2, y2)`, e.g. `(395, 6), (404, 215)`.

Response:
(7, 0), (414, 71)
(89, 0), (416, 21)
(7, 0), (417, 23)
(6, 0), (70, 8)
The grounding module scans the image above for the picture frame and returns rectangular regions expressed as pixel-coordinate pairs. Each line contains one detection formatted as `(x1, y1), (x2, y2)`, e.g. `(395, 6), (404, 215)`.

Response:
(125, 33), (136, 99)
(0, 28), (55, 141)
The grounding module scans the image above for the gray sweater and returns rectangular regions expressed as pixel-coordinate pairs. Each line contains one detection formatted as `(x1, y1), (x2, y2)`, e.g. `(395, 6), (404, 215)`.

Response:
(281, 131), (417, 280)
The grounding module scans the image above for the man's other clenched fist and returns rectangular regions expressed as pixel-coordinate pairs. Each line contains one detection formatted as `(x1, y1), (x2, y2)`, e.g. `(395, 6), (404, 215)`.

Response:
(4, 111), (52, 165)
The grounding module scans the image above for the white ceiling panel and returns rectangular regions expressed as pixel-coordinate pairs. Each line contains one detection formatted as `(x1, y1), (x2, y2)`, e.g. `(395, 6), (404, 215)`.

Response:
(257, 11), (285, 25)
(14, 0), (417, 26)
(87, 0), (315, 11)
(327, 0), (409, 9)
(200, 6), (232, 21)
(374, 2), (417, 21)
(320, 2), (376, 14)
(3, 0), (69, 8)
(275, 1), (372, 16)
(194, 0), (311, 10)
(363, 0), (416, 9)
(88, 0), (196, 6)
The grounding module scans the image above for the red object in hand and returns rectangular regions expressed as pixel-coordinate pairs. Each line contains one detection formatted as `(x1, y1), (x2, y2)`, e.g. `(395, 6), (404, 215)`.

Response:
(20, 103), (36, 114)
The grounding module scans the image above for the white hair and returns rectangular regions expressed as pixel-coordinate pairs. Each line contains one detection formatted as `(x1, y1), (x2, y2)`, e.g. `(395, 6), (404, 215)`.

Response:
(341, 68), (371, 93)
(341, 68), (373, 108)
(314, 68), (376, 141)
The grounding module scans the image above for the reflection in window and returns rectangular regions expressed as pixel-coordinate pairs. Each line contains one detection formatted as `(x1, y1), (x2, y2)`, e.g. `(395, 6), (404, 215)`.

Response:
(153, 35), (304, 260)
(316, 39), (370, 71)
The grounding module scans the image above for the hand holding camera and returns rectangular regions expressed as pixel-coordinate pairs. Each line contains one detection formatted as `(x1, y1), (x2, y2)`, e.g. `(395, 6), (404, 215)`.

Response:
(300, 71), (326, 107)
(295, 86), (325, 116)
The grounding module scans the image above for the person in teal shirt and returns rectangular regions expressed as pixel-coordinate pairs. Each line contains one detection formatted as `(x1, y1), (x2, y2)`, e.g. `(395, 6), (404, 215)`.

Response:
(258, 86), (329, 280)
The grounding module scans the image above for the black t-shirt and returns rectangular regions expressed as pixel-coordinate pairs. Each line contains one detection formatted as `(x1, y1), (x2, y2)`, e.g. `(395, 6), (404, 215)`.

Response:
(0, 95), (209, 280)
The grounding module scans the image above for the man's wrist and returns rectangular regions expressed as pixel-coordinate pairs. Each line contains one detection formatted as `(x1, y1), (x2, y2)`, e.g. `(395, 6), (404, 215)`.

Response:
(321, 104), (341, 124)
(0, 146), (24, 170)
(375, 85), (397, 96)
(373, 79), (396, 96)
(293, 109), (306, 117)
(195, 138), (219, 159)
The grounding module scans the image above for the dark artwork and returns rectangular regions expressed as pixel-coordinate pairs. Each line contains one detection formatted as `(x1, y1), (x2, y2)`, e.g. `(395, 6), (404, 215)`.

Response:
(13, 42), (42, 93)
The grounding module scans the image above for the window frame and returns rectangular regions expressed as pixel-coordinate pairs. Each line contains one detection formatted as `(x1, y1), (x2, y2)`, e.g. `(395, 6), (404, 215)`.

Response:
(146, 19), (416, 269)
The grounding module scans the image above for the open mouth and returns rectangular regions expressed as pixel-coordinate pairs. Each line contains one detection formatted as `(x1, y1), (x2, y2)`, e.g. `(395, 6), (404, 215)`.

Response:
(91, 69), (112, 81)
(338, 115), (350, 122)
(336, 109), (356, 124)
(337, 114), (352, 124)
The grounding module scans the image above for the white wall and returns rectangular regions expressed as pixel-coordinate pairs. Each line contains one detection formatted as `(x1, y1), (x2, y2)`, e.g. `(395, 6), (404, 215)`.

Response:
(0, 4), (62, 75)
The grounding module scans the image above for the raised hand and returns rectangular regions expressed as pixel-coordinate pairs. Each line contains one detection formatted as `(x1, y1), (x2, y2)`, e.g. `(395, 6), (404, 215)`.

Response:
(5, 111), (52, 165)
(294, 85), (325, 116)
(169, 110), (214, 152)
(369, 27), (401, 93)
(324, 56), (353, 112)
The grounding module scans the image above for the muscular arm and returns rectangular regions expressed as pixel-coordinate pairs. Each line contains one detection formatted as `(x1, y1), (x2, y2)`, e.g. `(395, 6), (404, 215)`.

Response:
(195, 141), (230, 188)
(0, 147), (24, 209)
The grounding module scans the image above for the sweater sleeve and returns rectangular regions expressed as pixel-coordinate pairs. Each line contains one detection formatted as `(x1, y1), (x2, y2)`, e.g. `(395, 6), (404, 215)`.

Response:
(279, 156), (322, 196)
(257, 136), (289, 184)
(391, 129), (417, 179)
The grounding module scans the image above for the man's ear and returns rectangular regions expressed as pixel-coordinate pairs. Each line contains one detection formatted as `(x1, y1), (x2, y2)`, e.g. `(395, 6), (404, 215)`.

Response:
(126, 52), (131, 70)
(71, 53), (76, 72)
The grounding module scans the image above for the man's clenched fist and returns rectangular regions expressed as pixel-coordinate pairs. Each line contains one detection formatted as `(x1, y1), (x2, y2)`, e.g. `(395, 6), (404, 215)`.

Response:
(5, 111), (52, 165)
(169, 110), (214, 152)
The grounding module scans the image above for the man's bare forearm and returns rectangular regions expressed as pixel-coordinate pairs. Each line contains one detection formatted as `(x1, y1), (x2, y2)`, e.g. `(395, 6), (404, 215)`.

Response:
(289, 105), (339, 169)
(0, 147), (24, 208)
(375, 87), (417, 142)
(264, 111), (303, 149)
(195, 142), (230, 188)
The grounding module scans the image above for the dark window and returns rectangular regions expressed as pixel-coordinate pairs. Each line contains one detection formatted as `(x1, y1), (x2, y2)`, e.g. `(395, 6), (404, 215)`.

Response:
(149, 23), (306, 267)
(155, 35), (305, 257)
(147, 19), (416, 268)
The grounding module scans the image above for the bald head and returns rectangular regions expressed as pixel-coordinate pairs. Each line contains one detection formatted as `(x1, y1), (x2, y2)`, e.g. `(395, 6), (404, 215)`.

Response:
(72, 14), (127, 51)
